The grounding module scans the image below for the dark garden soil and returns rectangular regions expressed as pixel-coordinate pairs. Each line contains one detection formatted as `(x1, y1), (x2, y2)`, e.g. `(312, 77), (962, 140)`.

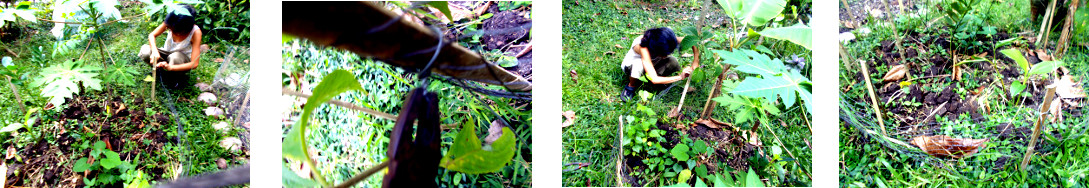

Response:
(7, 95), (171, 188)
(621, 120), (756, 186)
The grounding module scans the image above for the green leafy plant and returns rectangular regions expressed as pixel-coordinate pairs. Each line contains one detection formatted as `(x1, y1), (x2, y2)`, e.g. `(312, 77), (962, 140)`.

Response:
(1001, 48), (1064, 97)
(0, 1), (37, 28)
(439, 117), (517, 173)
(72, 140), (134, 187)
(103, 62), (140, 87)
(30, 60), (103, 107)
(715, 49), (812, 113)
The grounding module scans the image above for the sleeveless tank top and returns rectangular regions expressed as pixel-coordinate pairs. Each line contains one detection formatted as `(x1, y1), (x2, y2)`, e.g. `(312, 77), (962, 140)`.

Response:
(163, 26), (196, 57)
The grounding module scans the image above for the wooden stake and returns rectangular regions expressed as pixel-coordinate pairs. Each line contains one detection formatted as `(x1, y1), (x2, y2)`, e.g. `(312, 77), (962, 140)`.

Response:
(699, 64), (731, 119)
(1021, 85), (1057, 171)
(1054, 0), (1080, 58)
(858, 60), (888, 136)
(1037, 0), (1058, 46)
(616, 116), (624, 187)
(672, 46), (701, 118)
(151, 67), (156, 102)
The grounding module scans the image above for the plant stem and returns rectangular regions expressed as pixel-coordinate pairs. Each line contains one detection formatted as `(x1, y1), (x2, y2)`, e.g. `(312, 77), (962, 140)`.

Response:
(1020, 85), (1056, 170)
(333, 160), (390, 188)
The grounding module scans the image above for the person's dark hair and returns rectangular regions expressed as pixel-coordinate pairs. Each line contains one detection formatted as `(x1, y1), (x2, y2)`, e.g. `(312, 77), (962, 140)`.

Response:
(640, 27), (678, 58)
(165, 4), (197, 35)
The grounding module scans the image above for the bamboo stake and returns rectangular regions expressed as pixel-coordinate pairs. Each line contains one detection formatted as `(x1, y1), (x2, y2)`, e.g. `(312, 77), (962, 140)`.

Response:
(1037, 0), (1058, 46)
(858, 60), (888, 136)
(672, 46), (701, 118)
(699, 64), (731, 119)
(616, 116), (624, 187)
(151, 67), (156, 102)
(1054, 0), (1080, 58)
(1021, 85), (1057, 170)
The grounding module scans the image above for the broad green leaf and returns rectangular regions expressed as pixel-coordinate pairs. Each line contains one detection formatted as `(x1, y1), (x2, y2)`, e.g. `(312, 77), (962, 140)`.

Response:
(33, 60), (102, 107)
(680, 36), (700, 53)
(1000, 48), (1029, 73)
(1027, 61), (1062, 76)
(427, 1), (453, 22)
(694, 177), (708, 187)
(100, 151), (122, 169)
(715, 49), (783, 77)
(739, 0), (786, 26)
(282, 165), (318, 188)
(283, 70), (363, 161)
(678, 169), (693, 183)
(440, 120), (518, 174)
(717, 0), (743, 18)
(671, 144), (691, 161)
(692, 140), (708, 154)
(73, 157), (92, 172)
(282, 34), (296, 44)
(0, 123), (20, 133)
(1011, 80), (1025, 97)
(757, 24), (812, 50)
(745, 168), (764, 187)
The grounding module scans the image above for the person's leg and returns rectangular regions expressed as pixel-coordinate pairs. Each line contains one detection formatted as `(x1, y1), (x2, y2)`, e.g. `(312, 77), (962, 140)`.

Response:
(620, 53), (644, 101)
(164, 53), (192, 89)
(654, 56), (681, 76)
(138, 45), (152, 65)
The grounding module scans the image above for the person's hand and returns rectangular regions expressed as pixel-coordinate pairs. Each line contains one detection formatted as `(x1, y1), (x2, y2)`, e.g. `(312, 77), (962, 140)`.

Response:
(149, 51), (161, 65)
(682, 67), (694, 78)
(155, 62), (169, 70)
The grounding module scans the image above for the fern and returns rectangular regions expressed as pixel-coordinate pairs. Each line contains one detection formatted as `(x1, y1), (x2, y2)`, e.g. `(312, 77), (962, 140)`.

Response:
(714, 49), (812, 113)
(31, 60), (102, 107)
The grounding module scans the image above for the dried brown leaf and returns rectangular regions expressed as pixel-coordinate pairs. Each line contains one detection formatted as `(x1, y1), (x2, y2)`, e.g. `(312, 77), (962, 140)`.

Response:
(4, 146), (15, 160)
(910, 135), (988, 158)
(1053, 75), (1087, 99)
(882, 64), (908, 82)
(953, 65), (962, 81)
(1036, 49), (1052, 61)
(569, 70), (578, 84)
(1049, 98), (1063, 123)
(615, 44), (625, 49)
(562, 110), (576, 128)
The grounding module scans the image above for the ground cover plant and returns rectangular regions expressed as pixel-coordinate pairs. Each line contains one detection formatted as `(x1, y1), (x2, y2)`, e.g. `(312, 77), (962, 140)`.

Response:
(840, 0), (1089, 186)
(0, 0), (250, 187)
(280, 2), (532, 187)
(562, 0), (812, 186)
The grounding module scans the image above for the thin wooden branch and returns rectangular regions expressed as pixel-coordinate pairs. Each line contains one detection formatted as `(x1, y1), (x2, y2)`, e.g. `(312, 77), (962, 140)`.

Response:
(1037, 0), (1058, 46)
(282, 88), (399, 120)
(858, 60), (889, 136)
(616, 115), (624, 187)
(6, 76), (25, 112)
(672, 46), (700, 119)
(1021, 85), (1057, 170)
(333, 160), (390, 188)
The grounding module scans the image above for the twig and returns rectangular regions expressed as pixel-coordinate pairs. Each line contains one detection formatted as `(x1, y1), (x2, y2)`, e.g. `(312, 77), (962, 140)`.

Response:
(1021, 85), (1057, 170)
(282, 88), (398, 120)
(904, 74), (952, 82)
(333, 160), (390, 188)
(1036, 0), (1058, 46)
(6, 76), (25, 112)
(515, 43), (532, 58)
(858, 60), (889, 136)
(672, 46), (701, 119)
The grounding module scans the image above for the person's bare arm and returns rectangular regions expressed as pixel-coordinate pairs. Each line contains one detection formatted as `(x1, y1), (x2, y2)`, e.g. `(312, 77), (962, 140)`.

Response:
(147, 23), (168, 66)
(638, 47), (684, 84)
(165, 27), (202, 71)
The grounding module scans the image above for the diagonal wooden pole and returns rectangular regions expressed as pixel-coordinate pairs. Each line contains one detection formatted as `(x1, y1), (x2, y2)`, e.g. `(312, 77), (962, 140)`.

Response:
(858, 60), (888, 136)
(1021, 85), (1057, 170)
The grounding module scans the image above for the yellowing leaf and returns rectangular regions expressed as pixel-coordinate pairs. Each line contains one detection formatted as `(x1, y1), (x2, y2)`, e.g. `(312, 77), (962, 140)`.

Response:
(143, 75), (154, 82)
(440, 119), (517, 174)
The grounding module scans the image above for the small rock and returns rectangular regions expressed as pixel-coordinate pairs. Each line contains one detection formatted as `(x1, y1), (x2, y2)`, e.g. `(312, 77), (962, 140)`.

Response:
(216, 158), (227, 169)
(204, 107), (225, 118)
(213, 121), (230, 134)
(198, 92), (217, 106)
(839, 32), (856, 43)
(219, 137), (242, 151)
(195, 83), (212, 92)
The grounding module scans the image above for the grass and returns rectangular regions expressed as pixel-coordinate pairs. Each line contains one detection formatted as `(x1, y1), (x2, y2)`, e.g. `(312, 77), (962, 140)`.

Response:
(563, 0), (812, 186)
(0, 2), (249, 186)
(840, 0), (1089, 186)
